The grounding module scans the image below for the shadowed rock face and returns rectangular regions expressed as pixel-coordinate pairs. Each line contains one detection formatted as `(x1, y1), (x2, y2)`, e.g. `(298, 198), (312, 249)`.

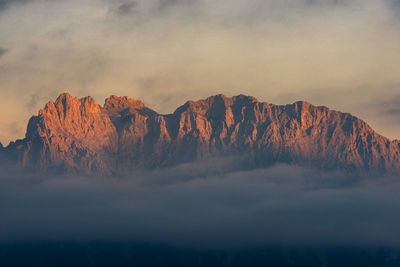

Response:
(5, 93), (400, 175)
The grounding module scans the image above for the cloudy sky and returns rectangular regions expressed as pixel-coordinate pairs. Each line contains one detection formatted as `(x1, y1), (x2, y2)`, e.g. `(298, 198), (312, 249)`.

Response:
(0, 0), (400, 144)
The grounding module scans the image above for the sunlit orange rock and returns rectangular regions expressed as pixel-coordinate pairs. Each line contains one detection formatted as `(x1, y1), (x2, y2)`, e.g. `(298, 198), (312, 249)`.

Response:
(5, 93), (400, 175)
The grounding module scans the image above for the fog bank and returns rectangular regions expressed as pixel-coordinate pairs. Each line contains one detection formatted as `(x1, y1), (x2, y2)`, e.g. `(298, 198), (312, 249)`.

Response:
(1, 162), (400, 248)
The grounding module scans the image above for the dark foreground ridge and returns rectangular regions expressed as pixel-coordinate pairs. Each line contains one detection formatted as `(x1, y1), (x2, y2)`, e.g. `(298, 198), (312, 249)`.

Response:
(1, 242), (400, 267)
(3, 93), (400, 175)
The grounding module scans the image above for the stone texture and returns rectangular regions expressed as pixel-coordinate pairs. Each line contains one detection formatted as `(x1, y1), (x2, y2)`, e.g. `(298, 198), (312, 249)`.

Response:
(5, 93), (400, 175)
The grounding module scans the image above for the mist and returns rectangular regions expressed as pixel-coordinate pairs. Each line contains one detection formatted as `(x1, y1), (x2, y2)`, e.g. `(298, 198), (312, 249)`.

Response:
(1, 160), (400, 249)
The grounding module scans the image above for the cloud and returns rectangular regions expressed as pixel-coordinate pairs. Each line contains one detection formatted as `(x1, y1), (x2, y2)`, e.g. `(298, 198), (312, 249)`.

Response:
(386, 108), (400, 116)
(386, 0), (400, 9)
(1, 160), (400, 248)
(0, 0), (33, 12)
(25, 93), (51, 111)
(157, 0), (195, 11)
(108, 0), (353, 22)
(113, 1), (137, 16)
(6, 120), (23, 138)
(373, 94), (400, 124)
(0, 47), (7, 57)
(109, 0), (201, 20)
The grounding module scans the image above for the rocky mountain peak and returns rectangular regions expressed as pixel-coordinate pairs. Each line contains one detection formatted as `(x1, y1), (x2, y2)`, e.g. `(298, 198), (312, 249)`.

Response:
(5, 93), (400, 175)
(19, 93), (118, 174)
(103, 95), (146, 116)
(174, 94), (258, 115)
(39, 93), (101, 118)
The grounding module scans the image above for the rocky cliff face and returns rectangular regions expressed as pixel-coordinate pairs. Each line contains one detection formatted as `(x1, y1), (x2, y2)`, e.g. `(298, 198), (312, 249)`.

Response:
(5, 93), (400, 175)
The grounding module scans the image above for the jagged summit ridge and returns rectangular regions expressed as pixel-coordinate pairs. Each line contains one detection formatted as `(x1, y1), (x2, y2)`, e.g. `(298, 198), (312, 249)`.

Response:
(103, 95), (146, 116)
(5, 93), (400, 175)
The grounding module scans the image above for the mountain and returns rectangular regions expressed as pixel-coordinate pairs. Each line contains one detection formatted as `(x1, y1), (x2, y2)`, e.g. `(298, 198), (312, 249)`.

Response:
(4, 93), (400, 175)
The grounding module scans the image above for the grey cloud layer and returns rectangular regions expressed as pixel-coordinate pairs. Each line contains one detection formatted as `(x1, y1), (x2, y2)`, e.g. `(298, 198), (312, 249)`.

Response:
(1, 161), (400, 247)
(376, 95), (400, 123)
(114, 1), (136, 16)
(108, 0), (354, 22)
(0, 47), (7, 57)
(0, 0), (33, 11)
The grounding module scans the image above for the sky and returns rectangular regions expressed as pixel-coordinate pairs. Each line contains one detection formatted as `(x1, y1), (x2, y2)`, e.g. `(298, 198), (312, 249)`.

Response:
(0, 0), (400, 144)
